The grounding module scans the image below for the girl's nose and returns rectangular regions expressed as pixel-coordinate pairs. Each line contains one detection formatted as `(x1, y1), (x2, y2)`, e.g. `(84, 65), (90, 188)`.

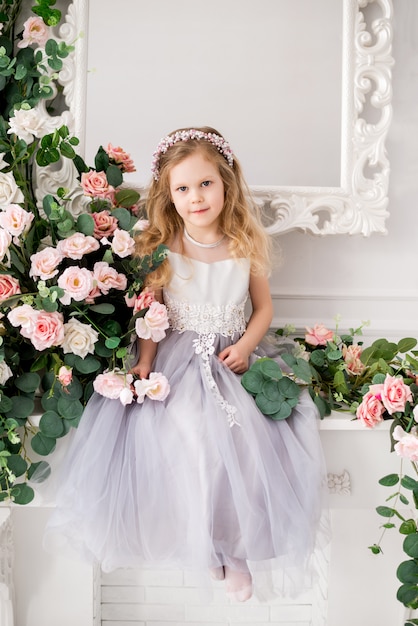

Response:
(191, 190), (203, 203)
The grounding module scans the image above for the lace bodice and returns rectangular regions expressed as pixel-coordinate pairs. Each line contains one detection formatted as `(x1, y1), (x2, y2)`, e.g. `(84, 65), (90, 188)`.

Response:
(164, 252), (250, 337)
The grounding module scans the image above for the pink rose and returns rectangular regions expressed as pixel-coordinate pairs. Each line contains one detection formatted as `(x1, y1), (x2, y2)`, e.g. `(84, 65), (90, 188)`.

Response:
(93, 261), (127, 294)
(58, 266), (94, 305)
(106, 144), (136, 173)
(393, 425), (418, 461)
(134, 372), (170, 403)
(58, 366), (73, 387)
(30, 246), (63, 280)
(0, 204), (34, 237)
(108, 228), (135, 258)
(17, 16), (50, 48)
(81, 170), (115, 201)
(0, 274), (20, 303)
(92, 210), (118, 239)
(135, 301), (169, 342)
(381, 374), (413, 415)
(356, 390), (385, 428)
(132, 219), (149, 232)
(305, 324), (334, 347)
(342, 344), (366, 375)
(93, 369), (134, 404)
(21, 310), (65, 351)
(57, 233), (100, 259)
(129, 288), (155, 313)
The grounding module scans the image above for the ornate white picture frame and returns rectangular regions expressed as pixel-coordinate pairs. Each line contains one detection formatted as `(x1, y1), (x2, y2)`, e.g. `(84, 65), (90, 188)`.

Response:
(52, 0), (394, 236)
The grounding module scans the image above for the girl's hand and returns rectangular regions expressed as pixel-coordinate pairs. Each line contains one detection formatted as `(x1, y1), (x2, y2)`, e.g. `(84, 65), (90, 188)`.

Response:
(130, 361), (152, 380)
(218, 345), (250, 374)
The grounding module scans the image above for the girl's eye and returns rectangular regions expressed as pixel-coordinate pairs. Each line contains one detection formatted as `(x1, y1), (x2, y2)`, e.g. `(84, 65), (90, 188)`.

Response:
(177, 186), (187, 192)
(202, 180), (211, 187)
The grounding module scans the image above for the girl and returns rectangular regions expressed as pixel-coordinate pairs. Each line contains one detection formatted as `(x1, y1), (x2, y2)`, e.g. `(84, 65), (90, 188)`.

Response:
(45, 127), (329, 602)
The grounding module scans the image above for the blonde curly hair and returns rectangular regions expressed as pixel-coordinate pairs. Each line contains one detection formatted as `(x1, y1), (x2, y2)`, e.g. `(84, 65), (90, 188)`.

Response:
(135, 126), (272, 289)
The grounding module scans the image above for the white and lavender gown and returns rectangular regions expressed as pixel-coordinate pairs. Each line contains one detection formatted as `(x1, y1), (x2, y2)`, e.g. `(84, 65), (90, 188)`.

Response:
(44, 240), (329, 600)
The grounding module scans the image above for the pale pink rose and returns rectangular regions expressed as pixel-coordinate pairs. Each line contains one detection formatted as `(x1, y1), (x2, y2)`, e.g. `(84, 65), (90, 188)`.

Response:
(17, 16), (50, 48)
(0, 204), (34, 237)
(7, 107), (46, 144)
(356, 390), (385, 428)
(30, 246), (63, 280)
(132, 288), (155, 313)
(58, 366), (73, 387)
(135, 301), (169, 342)
(0, 228), (12, 265)
(56, 232), (100, 260)
(106, 144), (136, 173)
(93, 369), (134, 401)
(342, 344), (366, 375)
(109, 228), (135, 258)
(0, 274), (20, 303)
(132, 219), (149, 232)
(0, 360), (13, 385)
(393, 425), (418, 461)
(57, 266), (94, 305)
(92, 210), (118, 239)
(381, 374), (413, 415)
(119, 386), (135, 405)
(21, 310), (65, 351)
(62, 318), (99, 358)
(134, 372), (170, 403)
(85, 285), (101, 304)
(7, 303), (37, 330)
(305, 324), (334, 347)
(81, 170), (115, 201)
(93, 261), (127, 294)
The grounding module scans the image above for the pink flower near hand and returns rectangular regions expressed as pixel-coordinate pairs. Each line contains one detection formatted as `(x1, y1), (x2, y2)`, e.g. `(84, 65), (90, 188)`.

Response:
(58, 366), (73, 387)
(108, 228), (135, 258)
(17, 16), (50, 48)
(134, 372), (170, 403)
(57, 233), (100, 260)
(0, 204), (34, 237)
(106, 144), (136, 173)
(21, 310), (65, 351)
(93, 369), (134, 403)
(93, 261), (127, 294)
(342, 344), (366, 375)
(356, 390), (385, 428)
(92, 210), (118, 239)
(305, 324), (334, 347)
(58, 266), (94, 305)
(135, 301), (169, 342)
(0, 274), (20, 303)
(30, 246), (63, 280)
(131, 288), (155, 313)
(393, 425), (418, 461)
(381, 374), (413, 415)
(81, 170), (115, 201)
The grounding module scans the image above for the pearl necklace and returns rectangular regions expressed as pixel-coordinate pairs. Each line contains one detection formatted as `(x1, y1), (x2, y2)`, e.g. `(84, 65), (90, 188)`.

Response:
(184, 228), (226, 248)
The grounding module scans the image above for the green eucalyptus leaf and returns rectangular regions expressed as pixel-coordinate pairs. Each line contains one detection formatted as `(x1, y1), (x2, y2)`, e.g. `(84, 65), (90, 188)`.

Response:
(255, 392), (283, 416)
(400, 520), (418, 535)
(105, 336), (121, 349)
(379, 474), (400, 487)
(73, 356), (101, 375)
(404, 534), (418, 558)
(262, 379), (281, 402)
(114, 188), (140, 208)
(27, 461), (51, 483)
(57, 397), (83, 421)
(106, 164), (123, 187)
(89, 303), (115, 314)
(397, 583), (418, 609)
(398, 338), (418, 353)
(76, 212), (95, 235)
(111, 207), (132, 230)
(14, 372), (40, 394)
(402, 476), (418, 491)
(7, 454), (27, 478)
(241, 369), (264, 395)
(277, 376), (301, 399)
(0, 395), (13, 413)
(259, 359), (283, 380)
(31, 432), (56, 456)
(269, 400), (293, 421)
(5, 396), (34, 419)
(10, 483), (34, 505)
(39, 411), (64, 438)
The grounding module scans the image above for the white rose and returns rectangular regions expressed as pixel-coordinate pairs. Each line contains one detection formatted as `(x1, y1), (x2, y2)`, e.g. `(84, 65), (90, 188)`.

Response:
(0, 172), (24, 209)
(0, 228), (12, 266)
(0, 360), (13, 385)
(7, 107), (47, 144)
(62, 318), (99, 359)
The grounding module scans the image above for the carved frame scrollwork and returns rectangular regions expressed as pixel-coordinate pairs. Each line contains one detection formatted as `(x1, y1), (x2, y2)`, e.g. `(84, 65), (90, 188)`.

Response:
(38, 0), (394, 236)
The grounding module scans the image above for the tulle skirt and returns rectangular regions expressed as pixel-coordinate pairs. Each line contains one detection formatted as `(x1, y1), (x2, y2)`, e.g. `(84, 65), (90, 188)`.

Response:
(44, 330), (330, 600)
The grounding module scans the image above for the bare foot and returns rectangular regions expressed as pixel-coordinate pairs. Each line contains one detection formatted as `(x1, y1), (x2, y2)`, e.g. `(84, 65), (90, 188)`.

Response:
(224, 565), (253, 602)
(210, 566), (225, 581)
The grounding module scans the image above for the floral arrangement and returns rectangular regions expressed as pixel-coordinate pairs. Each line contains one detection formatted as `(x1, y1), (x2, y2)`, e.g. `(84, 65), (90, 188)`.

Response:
(243, 318), (418, 621)
(0, 2), (170, 505)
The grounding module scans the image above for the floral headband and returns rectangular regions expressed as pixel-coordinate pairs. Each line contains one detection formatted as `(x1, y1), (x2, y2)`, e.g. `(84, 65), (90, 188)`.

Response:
(151, 129), (234, 181)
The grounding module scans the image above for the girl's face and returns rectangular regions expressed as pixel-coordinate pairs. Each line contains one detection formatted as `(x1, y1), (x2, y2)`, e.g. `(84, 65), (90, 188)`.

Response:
(168, 152), (225, 238)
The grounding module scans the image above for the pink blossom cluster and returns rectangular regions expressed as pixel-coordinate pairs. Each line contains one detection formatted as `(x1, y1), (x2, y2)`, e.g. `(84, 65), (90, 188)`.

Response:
(305, 324), (334, 347)
(106, 144), (136, 174)
(93, 369), (170, 406)
(17, 16), (50, 49)
(356, 374), (413, 428)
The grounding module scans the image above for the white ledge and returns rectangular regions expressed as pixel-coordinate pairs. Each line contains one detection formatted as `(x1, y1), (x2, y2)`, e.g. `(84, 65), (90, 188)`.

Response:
(318, 410), (392, 431)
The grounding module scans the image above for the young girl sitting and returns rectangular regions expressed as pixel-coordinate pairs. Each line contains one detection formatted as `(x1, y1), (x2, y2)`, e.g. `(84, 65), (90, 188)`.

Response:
(45, 126), (329, 603)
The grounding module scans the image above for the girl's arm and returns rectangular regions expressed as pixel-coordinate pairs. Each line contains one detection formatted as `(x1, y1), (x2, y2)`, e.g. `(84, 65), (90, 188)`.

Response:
(218, 273), (273, 374)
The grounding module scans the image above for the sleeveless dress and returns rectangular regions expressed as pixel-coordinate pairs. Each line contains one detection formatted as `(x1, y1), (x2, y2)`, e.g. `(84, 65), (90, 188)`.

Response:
(44, 248), (329, 600)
